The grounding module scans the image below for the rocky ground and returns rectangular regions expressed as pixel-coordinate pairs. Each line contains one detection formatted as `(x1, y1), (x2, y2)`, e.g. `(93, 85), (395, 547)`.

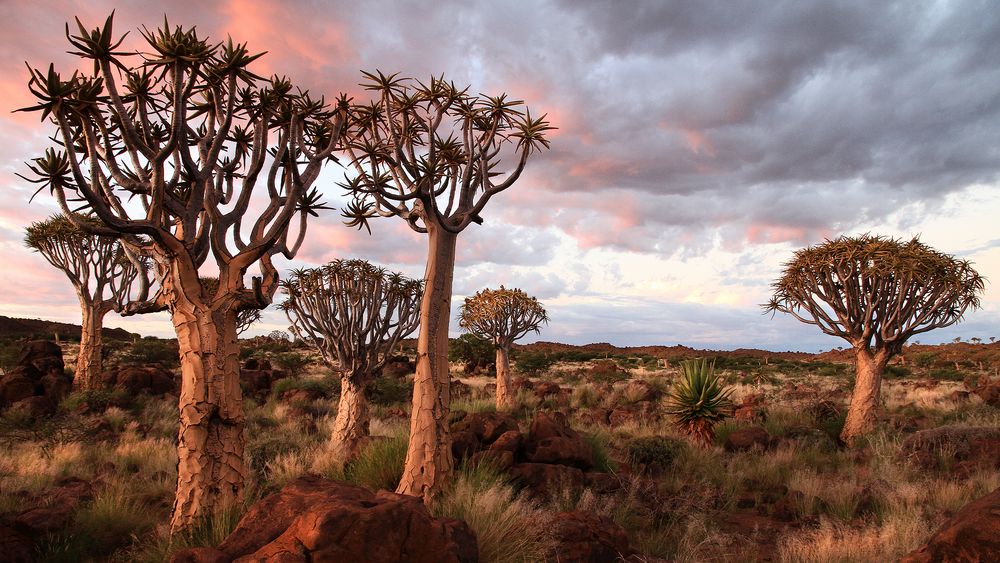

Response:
(0, 336), (998, 562)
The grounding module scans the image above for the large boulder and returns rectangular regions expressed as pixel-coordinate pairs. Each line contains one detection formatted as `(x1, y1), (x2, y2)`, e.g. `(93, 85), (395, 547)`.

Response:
(380, 355), (415, 379)
(451, 412), (520, 446)
(194, 476), (478, 563)
(101, 366), (176, 394)
(900, 486), (1000, 563)
(17, 340), (64, 376)
(0, 374), (36, 407)
(548, 511), (634, 562)
(900, 426), (1000, 475)
(724, 426), (775, 453)
(524, 411), (594, 469)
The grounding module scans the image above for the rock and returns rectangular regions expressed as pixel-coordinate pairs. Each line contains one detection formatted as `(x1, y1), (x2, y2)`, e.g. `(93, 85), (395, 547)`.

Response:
(900, 486), (1000, 563)
(509, 463), (585, 500)
(622, 380), (662, 403)
(949, 390), (971, 402)
(169, 547), (230, 563)
(583, 472), (621, 495)
(214, 476), (478, 562)
(489, 430), (524, 455)
(469, 449), (514, 471)
(0, 524), (35, 563)
(451, 430), (482, 462)
(533, 381), (562, 399)
(512, 377), (534, 391)
(525, 412), (594, 469)
(6, 396), (54, 421)
(0, 374), (36, 406)
(976, 383), (1000, 407)
(900, 426), (1000, 475)
(608, 401), (659, 428)
(39, 373), (70, 402)
(548, 511), (634, 562)
(724, 427), (774, 453)
(241, 369), (273, 396)
(14, 478), (94, 534)
(452, 412), (520, 446)
(101, 366), (176, 394)
(380, 355), (415, 379)
(734, 404), (767, 424)
(451, 379), (472, 399)
(17, 340), (64, 375)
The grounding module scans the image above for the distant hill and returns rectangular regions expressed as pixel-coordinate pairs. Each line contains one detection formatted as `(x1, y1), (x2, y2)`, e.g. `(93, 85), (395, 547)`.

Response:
(516, 340), (813, 361)
(0, 315), (138, 341)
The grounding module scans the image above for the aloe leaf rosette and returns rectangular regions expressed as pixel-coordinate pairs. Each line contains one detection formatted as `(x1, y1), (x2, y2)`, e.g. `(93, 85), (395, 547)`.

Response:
(667, 358), (735, 447)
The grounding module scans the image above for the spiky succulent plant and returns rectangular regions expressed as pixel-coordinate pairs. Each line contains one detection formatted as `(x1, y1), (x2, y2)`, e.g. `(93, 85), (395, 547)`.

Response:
(667, 358), (734, 447)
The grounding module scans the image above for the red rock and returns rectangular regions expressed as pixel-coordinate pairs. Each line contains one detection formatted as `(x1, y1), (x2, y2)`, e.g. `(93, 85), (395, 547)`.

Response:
(533, 381), (562, 399)
(17, 340), (64, 375)
(0, 374), (36, 406)
(489, 430), (524, 454)
(525, 412), (594, 469)
(900, 486), (1000, 563)
(169, 547), (230, 563)
(734, 404), (767, 424)
(900, 426), (1000, 475)
(451, 430), (482, 461)
(0, 524), (35, 563)
(39, 374), (70, 402)
(451, 379), (472, 399)
(101, 366), (176, 394)
(6, 396), (54, 420)
(452, 412), (520, 446)
(214, 476), (477, 563)
(548, 511), (634, 562)
(512, 377), (534, 391)
(724, 427), (774, 452)
(509, 463), (585, 500)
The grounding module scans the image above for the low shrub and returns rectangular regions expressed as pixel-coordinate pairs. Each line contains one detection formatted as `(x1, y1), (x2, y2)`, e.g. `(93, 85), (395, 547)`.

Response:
(514, 351), (556, 375)
(120, 338), (179, 368)
(368, 377), (412, 406)
(626, 435), (684, 470)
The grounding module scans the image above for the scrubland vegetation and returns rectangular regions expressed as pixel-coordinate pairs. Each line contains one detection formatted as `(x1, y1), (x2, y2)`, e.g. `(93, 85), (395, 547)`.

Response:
(2, 335), (998, 561)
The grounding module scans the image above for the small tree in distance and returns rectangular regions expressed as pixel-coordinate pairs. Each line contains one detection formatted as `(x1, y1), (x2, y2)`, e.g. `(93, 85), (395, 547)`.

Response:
(25, 215), (142, 389)
(19, 14), (348, 531)
(341, 71), (553, 502)
(459, 286), (548, 409)
(765, 234), (984, 445)
(280, 260), (422, 458)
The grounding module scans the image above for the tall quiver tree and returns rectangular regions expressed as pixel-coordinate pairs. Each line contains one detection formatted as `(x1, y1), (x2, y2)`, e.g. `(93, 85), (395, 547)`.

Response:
(765, 235), (984, 445)
(341, 71), (553, 502)
(18, 14), (347, 531)
(459, 286), (548, 409)
(280, 260), (422, 458)
(25, 215), (141, 389)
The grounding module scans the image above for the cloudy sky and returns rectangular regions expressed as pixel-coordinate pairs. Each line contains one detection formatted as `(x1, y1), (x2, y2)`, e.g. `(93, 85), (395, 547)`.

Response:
(1, 0), (998, 351)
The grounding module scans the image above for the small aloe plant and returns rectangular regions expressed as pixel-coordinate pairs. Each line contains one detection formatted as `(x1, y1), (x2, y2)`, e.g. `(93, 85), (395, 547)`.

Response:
(667, 358), (735, 447)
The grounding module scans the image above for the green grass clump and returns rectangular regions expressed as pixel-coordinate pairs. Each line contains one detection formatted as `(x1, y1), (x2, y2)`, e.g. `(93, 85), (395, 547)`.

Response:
(626, 435), (685, 471)
(270, 375), (340, 399)
(584, 431), (617, 473)
(341, 434), (408, 491)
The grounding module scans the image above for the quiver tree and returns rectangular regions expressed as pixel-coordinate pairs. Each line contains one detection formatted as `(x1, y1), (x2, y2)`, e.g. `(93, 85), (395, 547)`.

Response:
(341, 71), (553, 501)
(18, 14), (348, 531)
(458, 286), (548, 409)
(280, 259), (422, 458)
(24, 214), (142, 389)
(765, 235), (984, 445)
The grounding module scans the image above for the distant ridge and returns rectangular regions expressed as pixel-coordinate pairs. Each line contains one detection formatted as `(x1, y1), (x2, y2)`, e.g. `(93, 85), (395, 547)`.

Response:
(0, 315), (138, 341)
(517, 340), (813, 360)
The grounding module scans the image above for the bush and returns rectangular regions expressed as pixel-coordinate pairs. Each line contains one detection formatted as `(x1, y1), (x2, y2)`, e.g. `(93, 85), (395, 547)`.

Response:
(585, 360), (630, 383)
(929, 367), (964, 381)
(271, 351), (311, 375)
(625, 436), (685, 470)
(883, 365), (912, 379)
(59, 389), (129, 413)
(514, 351), (556, 375)
(120, 338), (179, 368)
(368, 377), (413, 406)
(270, 375), (340, 400)
(449, 334), (494, 366)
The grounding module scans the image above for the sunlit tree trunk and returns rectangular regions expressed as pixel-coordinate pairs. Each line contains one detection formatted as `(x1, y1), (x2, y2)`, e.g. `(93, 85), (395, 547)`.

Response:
(331, 375), (370, 459)
(495, 346), (515, 410)
(840, 348), (889, 446)
(397, 225), (457, 503)
(75, 299), (106, 390)
(169, 278), (245, 533)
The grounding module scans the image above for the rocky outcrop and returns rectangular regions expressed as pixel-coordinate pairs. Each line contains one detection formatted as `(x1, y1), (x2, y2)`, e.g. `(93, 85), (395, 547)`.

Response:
(171, 476), (478, 563)
(900, 486), (1000, 563)
(100, 365), (176, 395)
(0, 340), (71, 416)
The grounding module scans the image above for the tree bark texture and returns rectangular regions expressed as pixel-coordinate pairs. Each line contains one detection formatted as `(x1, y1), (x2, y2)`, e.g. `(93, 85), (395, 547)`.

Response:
(397, 226), (457, 503)
(75, 303), (105, 390)
(331, 375), (370, 459)
(169, 285), (246, 533)
(841, 348), (889, 446)
(495, 346), (515, 410)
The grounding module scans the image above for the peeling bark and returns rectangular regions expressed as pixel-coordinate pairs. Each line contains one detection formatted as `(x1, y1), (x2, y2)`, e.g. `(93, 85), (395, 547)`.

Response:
(495, 346), (515, 410)
(75, 303), (105, 390)
(397, 225), (457, 503)
(841, 348), (889, 446)
(331, 375), (370, 459)
(169, 289), (246, 533)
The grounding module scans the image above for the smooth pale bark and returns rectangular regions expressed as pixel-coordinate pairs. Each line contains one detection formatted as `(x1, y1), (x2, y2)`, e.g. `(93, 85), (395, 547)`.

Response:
(331, 376), (370, 459)
(75, 302), (105, 390)
(495, 346), (515, 410)
(841, 348), (890, 446)
(397, 225), (457, 503)
(169, 291), (246, 533)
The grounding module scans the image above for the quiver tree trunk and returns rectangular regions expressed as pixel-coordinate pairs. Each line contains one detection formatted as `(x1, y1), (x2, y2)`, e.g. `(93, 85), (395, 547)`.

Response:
(495, 346), (515, 410)
(397, 226), (457, 503)
(331, 375), (371, 459)
(75, 302), (106, 390)
(169, 293), (246, 533)
(840, 348), (890, 446)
